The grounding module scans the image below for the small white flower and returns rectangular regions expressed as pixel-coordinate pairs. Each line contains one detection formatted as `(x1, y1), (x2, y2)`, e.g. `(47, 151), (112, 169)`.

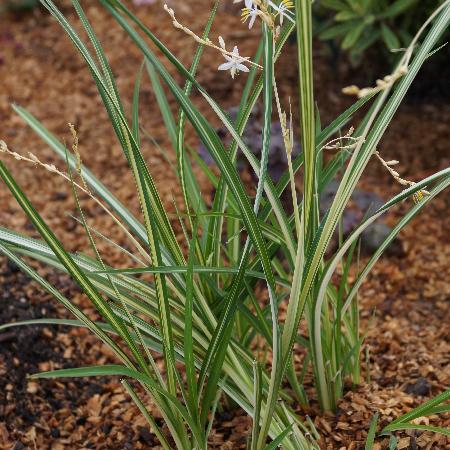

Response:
(246, 5), (259, 29)
(268, 0), (295, 25)
(237, 0), (259, 29)
(218, 44), (250, 79)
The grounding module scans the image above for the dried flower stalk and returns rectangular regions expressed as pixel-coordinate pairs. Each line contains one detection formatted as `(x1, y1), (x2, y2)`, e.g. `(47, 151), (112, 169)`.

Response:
(375, 150), (429, 203)
(0, 137), (151, 261)
(343, 65), (408, 98)
(164, 4), (261, 75)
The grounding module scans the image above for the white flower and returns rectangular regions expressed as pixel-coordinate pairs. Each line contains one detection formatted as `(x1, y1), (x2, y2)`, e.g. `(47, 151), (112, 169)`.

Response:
(246, 5), (259, 29)
(268, 0), (295, 25)
(236, 0), (259, 29)
(217, 40), (250, 79)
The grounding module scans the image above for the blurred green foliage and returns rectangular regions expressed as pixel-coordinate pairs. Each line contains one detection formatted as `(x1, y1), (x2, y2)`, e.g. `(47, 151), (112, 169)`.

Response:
(0, 0), (40, 14)
(315, 0), (444, 64)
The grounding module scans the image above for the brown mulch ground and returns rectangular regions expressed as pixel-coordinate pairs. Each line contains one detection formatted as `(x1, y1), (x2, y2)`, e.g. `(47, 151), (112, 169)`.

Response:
(0, 1), (449, 449)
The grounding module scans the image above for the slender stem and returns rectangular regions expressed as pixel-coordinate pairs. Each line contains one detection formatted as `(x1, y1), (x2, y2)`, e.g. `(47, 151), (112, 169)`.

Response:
(273, 79), (301, 242)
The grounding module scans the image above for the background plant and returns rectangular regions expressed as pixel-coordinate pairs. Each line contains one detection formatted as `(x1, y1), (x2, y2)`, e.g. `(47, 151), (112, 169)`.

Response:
(0, 0), (449, 448)
(316, 0), (445, 64)
(0, 0), (40, 14)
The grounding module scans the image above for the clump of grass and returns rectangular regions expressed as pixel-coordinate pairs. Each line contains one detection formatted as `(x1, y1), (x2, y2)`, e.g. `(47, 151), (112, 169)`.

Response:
(0, 0), (449, 448)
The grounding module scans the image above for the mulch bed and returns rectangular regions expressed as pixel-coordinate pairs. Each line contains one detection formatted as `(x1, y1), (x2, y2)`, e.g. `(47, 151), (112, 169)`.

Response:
(0, 1), (449, 449)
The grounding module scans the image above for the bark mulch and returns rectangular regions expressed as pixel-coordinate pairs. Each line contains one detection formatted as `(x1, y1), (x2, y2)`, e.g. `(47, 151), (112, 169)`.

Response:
(0, 2), (449, 449)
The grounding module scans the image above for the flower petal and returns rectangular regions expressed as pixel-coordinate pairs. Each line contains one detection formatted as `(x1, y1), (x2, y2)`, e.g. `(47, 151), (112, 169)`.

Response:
(236, 63), (250, 72)
(218, 61), (234, 71)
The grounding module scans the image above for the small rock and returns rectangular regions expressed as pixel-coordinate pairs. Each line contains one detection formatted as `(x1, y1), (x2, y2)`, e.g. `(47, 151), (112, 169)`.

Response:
(138, 426), (154, 445)
(404, 378), (431, 396)
(42, 328), (53, 339)
(50, 428), (60, 438)
(320, 182), (404, 254)
(361, 223), (393, 253)
(197, 106), (301, 183)
(26, 381), (39, 394)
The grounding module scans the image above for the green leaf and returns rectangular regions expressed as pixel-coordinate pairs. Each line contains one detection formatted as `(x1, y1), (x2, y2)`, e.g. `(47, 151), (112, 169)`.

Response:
(335, 10), (358, 21)
(381, 24), (400, 50)
(184, 221), (199, 420)
(262, 424), (293, 450)
(364, 413), (379, 449)
(251, 361), (263, 450)
(132, 62), (144, 145)
(381, 389), (450, 432)
(146, 60), (177, 149)
(382, 423), (450, 437)
(122, 380), (172, 450)
(320, 0), (349, 11)
(388, 435), (398, 450)
(351, 29), (381, 55)
(342, 22), (365, 49)
(319, 21), (356, 40)
(380, 0), (418, 19)
(101, 0), (278, 293)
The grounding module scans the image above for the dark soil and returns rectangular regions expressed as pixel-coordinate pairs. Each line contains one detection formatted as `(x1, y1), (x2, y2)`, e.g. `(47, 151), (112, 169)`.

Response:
(0, 261), (123, 449)
(0, 1), (449, 449)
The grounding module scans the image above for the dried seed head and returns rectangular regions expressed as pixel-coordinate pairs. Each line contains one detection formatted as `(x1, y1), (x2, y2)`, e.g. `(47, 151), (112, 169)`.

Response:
(374, 150), (429, 203)
(343, 65), (408, 98)
(321, 127), (364, 152)
(28, 152), (40, 164)
(0, 140), (7, 153)
(385, 160), (399, 166)
(342, 85), (360, 96)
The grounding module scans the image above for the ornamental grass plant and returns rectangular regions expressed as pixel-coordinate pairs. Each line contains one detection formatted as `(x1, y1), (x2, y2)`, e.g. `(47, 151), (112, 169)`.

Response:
(0, 0), (449, 448)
